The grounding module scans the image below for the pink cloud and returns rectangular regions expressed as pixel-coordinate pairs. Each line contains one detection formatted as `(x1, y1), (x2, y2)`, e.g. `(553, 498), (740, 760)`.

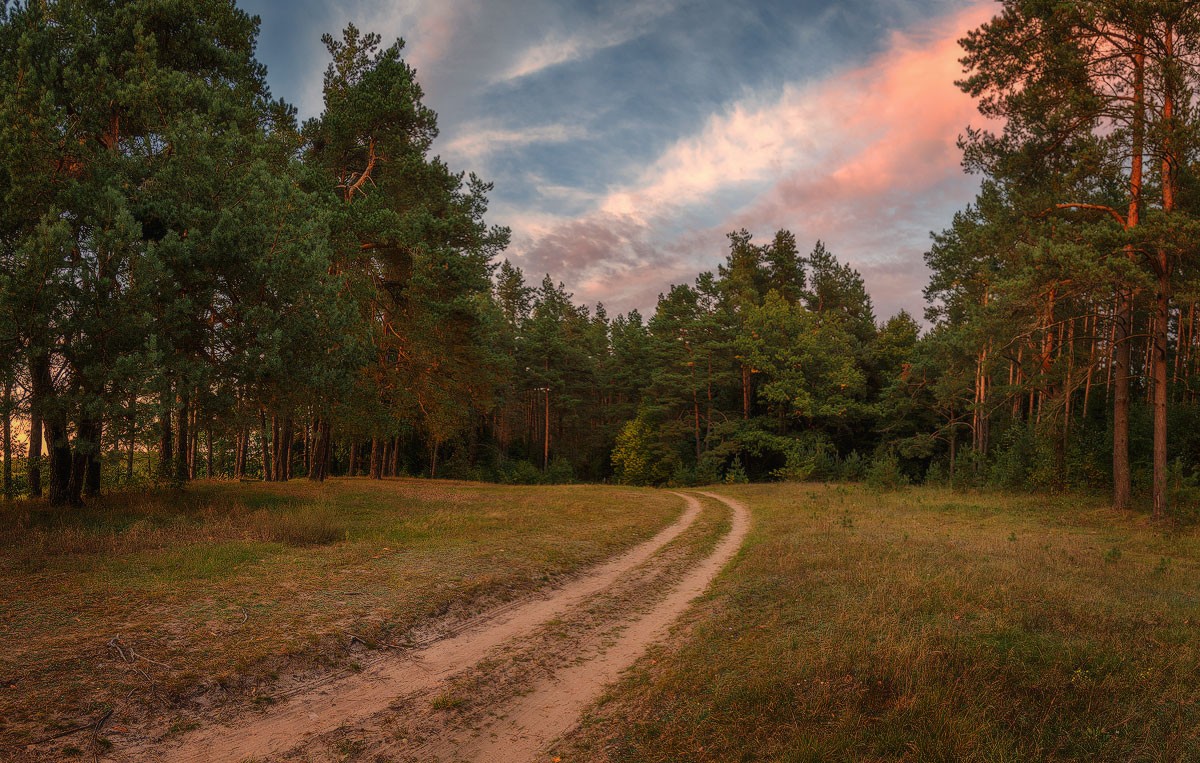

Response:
(505, 1), (999, 320)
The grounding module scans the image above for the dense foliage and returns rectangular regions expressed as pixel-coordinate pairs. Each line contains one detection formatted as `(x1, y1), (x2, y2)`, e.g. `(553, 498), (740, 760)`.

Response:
(3, 1), (1200, 518)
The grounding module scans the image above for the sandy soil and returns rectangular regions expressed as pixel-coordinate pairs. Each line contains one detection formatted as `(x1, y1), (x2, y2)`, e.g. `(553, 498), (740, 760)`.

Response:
(108, 490), (748, 762)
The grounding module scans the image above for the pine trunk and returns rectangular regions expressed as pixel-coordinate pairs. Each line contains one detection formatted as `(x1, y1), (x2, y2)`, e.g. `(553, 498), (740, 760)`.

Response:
(1113, 290), (1132, 510)
(370, 437), (383, 480)
(260, 409), (272, 481)
(27, 394), (42, 498)
(175, 392), (190, 484)
(2, 377), (11, 500)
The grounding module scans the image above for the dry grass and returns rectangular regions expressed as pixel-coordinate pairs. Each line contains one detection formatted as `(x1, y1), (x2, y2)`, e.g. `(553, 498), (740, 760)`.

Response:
(0, 478), (680, 755)
(555, 483), (1200, 762)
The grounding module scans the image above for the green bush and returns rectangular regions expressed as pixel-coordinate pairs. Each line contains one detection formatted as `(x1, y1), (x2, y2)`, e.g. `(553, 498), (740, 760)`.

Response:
(838, 450), (867, 481)
(498, 460), (544, 485)
(866, 449), (909, 491)
(724, 456), (749, 484)
(544, 456), (575, 484)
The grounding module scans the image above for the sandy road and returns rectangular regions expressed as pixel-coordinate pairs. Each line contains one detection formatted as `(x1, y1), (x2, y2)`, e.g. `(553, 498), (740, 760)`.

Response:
(118, 491), (749, 762)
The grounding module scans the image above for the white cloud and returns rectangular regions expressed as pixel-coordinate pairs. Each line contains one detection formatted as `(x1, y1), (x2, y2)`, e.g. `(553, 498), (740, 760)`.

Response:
(494, 0), (679, 83)
(441, 121), (589, 165)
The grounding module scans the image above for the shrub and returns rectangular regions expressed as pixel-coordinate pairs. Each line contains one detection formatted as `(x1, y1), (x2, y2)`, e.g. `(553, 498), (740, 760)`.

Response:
(838, 450), (867, 481)
(498, 460), (544, 485)
(544, 456), (575, 484)
(724, 456), (749, 484)
(866, 449), (909, 491)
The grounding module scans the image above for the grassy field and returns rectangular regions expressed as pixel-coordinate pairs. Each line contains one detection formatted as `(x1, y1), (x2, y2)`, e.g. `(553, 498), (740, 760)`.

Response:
(0, 478), (680, 752)
(557, 484), (1200, 762)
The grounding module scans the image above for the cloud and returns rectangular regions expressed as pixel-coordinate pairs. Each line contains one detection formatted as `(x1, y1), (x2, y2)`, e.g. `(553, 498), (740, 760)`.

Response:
(505, 1), (997, 319)
(494, 0), (679, 83)
(442, 122), (589, 166)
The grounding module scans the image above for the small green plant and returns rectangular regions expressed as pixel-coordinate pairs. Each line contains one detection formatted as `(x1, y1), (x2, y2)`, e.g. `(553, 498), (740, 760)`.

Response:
(724, 456), (749, 484)
(866, 449), (909, 491)
(431, 693), (466, 710)
(1008, 532), (1017, 542)
(1104, 546), (1123, 563)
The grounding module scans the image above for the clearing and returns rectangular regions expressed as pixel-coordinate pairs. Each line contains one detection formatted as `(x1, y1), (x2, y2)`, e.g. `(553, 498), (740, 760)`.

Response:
(7, 480), (1200, 762)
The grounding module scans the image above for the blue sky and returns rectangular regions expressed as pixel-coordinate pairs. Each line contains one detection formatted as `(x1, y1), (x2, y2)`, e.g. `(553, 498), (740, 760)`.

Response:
(238, 0), (993, 320)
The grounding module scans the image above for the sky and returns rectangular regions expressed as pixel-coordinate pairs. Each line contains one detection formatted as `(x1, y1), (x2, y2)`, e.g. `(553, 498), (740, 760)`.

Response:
(238, 0), (996, 321)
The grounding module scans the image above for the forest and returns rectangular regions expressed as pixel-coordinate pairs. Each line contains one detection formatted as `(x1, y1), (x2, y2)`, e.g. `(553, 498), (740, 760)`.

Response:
(2, 0), (1200, 519)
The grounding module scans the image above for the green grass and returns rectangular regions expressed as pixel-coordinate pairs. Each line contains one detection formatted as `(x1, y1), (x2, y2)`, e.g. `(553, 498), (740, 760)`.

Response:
(556, 483), (1200, 762)
(0, 478), (680, 751)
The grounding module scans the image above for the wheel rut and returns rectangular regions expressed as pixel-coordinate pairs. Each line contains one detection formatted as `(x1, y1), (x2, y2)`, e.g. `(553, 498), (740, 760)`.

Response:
(118, 491), (749, 763)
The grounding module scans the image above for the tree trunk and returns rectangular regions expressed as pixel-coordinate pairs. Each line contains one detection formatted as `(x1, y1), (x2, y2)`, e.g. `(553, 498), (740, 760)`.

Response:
(27, 389), (42, 498)
(281, 417), (294, 481)
(1150, 26), (1175, 518)
(741, 365), (751, 419)
(349, 441), (359, 477)
(1113, 290), (1132, 510)
(159, 407), (173, 482)
(1153, 273), (1170, 519)
(32, 354), (73, 506)
(543, 390), (550, 470)
(46, 416), (73, 507)
(260, 409), (272, 481)
(83, 418), (102, 497)
(175, 392), (190, 485)
(125, 392), (136, 485)
(238, 429), (250, 477)
(309, 418), (331, 482)
(70, 417), (99, 503)
(2, 377), (11, 500)
(187, 408), (198, 480)
(370, 437), (383, 479)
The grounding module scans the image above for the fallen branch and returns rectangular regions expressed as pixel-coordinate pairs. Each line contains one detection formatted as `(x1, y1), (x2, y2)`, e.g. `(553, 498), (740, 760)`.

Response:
(109, 637), (173, 670)
(29, 708), (112, 746)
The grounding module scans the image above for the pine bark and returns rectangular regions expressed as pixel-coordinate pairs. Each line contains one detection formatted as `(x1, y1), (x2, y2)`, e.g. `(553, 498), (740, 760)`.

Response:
(2, 377), (12, 500)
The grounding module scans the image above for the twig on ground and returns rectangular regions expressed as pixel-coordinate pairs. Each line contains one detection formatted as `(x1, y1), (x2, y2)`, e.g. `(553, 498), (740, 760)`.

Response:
(29, 707), (112, 746)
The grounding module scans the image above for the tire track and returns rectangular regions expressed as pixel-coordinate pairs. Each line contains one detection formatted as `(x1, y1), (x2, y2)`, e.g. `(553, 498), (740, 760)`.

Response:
(414, 490), (750, 763)
(120, 494), (703, 763)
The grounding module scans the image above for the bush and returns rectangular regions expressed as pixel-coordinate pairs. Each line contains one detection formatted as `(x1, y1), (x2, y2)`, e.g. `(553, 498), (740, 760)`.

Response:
(544, 456), (575, 484)
(838, 450), (867, 481)
(769, 432), (836, 482)
(612, 415), (655, 486)
(866, 449), (909, 491)
(724, 456), (749, 484)
(498, 460), (544, 485)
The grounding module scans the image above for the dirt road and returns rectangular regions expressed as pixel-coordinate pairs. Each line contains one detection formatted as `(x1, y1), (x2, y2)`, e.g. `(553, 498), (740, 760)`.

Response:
(120, 491), (749, 762)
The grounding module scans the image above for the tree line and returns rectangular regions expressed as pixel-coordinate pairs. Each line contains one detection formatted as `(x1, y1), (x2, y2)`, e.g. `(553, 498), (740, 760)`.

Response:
(3, 0), (1200, 517)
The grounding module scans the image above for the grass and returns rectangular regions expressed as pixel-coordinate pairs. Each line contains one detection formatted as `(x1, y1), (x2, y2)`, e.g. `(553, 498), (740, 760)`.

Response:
(0, 477), (681, 753)
(555, 483), (1200, 762)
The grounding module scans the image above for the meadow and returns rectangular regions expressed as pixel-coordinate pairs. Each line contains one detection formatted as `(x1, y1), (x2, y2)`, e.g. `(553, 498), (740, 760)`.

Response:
(5, 479), (1200, 761)
(557, 483), (1200, 761)
(0, 479), (680, 752)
